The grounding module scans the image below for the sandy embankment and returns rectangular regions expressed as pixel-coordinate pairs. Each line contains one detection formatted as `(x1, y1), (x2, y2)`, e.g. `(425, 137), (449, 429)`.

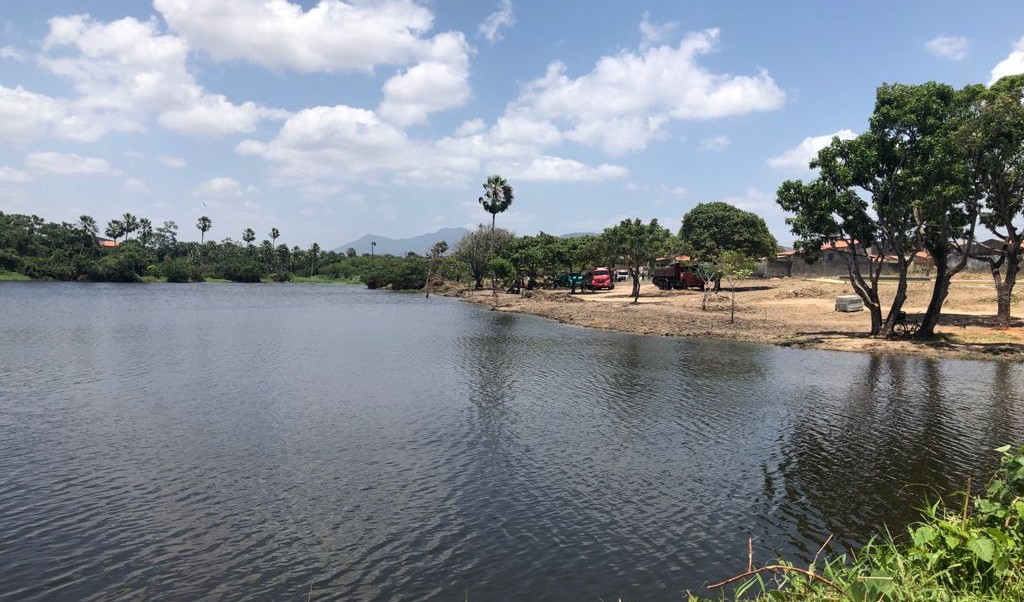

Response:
(456, 277), (1024, 362)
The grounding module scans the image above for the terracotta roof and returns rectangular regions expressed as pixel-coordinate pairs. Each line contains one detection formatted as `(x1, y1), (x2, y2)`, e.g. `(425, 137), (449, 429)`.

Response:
(99, 239), (118, 247)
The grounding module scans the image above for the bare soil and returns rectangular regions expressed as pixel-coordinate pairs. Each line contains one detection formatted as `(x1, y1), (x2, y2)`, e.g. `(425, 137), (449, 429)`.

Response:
(456, 276), (1024, 362)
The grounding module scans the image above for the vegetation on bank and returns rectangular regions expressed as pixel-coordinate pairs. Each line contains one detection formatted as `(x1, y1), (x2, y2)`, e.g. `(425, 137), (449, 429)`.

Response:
(692, 445), (1024, 601)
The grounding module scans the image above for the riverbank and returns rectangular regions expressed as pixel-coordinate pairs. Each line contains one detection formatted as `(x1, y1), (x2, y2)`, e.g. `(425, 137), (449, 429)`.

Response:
(458, 276), (1024, 362)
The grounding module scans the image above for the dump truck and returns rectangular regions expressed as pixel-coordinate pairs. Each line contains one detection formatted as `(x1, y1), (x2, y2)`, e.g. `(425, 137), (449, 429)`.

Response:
(651, 262), (709, 290)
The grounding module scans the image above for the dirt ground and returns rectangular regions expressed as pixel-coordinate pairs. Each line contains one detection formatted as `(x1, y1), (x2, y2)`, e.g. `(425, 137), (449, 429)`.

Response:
(457, 276), (1024, 362)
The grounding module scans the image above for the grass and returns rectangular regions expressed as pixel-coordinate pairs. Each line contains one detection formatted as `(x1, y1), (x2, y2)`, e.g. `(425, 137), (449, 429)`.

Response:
(691, 445), (1024, 601)
(0, 270), (31, 281)
(286, 275), (362, 284)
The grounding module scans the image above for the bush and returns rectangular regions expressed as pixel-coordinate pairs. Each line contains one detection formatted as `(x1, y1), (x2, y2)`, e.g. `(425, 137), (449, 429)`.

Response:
(215, 257), (264, 283)
(160, 258), (191, 283)
(97, 246), (148, 282)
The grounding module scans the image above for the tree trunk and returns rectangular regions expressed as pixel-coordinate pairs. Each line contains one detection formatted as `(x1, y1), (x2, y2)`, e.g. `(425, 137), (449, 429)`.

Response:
(881, 257), (910, 338)
(994, 260), (1019, 328)
(918, 255), (949, 337)
(729, 280), (736, 324)
(631, 271), (640, 303)
(490, 213), (497, 309)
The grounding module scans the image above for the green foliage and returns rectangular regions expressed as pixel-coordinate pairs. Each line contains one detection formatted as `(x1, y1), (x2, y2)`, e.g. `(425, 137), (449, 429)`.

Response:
(98, 245), (148, 282)
(160, 258), (192, 283)
(679, 202), (777, 262)
(695, 445), (1024, 602)
(487, 256), (515, 285)
(363, 255), (428, 290)
(214, 256), (264, 283)
(600, 218), (671, 301)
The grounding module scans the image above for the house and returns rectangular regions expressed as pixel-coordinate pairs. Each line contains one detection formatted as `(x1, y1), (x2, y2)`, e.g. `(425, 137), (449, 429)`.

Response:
(98, 238), (118, 248)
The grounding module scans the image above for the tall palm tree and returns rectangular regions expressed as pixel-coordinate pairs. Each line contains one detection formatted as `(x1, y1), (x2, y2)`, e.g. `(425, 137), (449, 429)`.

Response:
(138, 218), (153, 248)
(78, 215), (98, 252)
(478, 174), (514, 303)
(105, 219), (125, 243)
(242, 228), (256, 247)
(309, 242), (320, 276)
(122, 213), (139, 241)
(270, 227), (280, 246)
(479, 174), (514, 242)
(196, 215), (212, 243)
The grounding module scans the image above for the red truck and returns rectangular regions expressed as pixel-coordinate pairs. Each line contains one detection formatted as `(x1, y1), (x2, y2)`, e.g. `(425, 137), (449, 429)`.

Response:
(586, 267), (615, 290)
(651, 263), (707, 290)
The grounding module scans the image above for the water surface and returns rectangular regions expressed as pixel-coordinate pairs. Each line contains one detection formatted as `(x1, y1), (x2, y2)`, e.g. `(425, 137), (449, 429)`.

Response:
(0, 282), (1020, 601)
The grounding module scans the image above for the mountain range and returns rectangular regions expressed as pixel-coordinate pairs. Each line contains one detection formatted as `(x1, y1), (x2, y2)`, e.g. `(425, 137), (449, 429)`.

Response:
(333, 227), (469, 256)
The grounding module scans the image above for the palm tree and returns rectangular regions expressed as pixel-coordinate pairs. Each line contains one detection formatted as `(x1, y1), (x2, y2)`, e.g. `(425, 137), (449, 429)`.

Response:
(478, 174), (514, 303)
(138, 218), (153, 248)
(270, 227), (279, 246)
(242, 228), (256, 247)
(78, 215), (98, 253)
(309, 242), (320, 276)
(196, 215), (212, 243)
(122, 213), (139, 241)
(105, 219), (125, 243)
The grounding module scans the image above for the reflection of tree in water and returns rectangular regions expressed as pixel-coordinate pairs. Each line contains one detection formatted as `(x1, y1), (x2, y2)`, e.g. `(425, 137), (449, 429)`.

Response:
(768, 356), (1020, 560)
(457, 312), (521, 454)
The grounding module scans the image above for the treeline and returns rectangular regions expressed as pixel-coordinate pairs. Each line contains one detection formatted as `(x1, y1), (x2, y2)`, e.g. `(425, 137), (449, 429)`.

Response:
(0, 212), (433, 287)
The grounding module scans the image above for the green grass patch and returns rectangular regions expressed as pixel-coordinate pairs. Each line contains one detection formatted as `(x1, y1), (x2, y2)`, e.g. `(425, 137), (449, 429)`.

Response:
(0, 270), (31, 281)
(287, 275), (362, 284)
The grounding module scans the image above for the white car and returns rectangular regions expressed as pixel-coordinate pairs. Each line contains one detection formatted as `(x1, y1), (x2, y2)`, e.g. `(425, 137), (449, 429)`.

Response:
(615, 269), (629, 282)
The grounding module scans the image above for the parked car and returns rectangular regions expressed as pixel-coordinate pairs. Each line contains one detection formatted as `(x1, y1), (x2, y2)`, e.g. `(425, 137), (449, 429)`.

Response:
(554, 272), (583, 288)
(615, 269), (629, 282)
(588, 267), (615, 290)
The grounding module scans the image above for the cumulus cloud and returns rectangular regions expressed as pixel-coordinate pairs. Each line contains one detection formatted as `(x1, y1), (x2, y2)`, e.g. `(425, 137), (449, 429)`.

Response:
(479, 0), (515, 44)
(925, 35), (969, 61)
(991, 37), (1024, 85)
(378, 32), (471, 126)
(512, 156), (628, 182)
(0, 46), (26, 61)
(639, 13), (677, 49)
(25, 151), (117, 175)
(155, 0), (436, 73)
(700, 135), (731, 152)
(511, 28), (785, 155)
(193, 177), (244, 197)
(767, 129), (856, 171)
(0, 166), (31, 182)
(36, 14), (285, 140)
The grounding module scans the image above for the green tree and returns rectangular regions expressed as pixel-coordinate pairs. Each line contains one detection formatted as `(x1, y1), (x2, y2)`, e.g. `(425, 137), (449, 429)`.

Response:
(679, 202), (776, 264)
(715, 250), (757, 323)
(105, 219), (126, 243)
(121, 213), (139, 241)
(196, 215), (212, 244)
(479, 174), (514, 304)
(600, 218), (670, 302)
(346, 247), (357, 258)
(137, 218), (153, 248)
(456, 224), (513, 289)
(962, 75), (1024, 329)
(424, 240), (449, 296)
(242, 228), (256, 247)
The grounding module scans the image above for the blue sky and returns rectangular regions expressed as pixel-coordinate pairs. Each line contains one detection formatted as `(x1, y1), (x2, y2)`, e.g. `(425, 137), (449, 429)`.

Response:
(2, 1), (1024, 249)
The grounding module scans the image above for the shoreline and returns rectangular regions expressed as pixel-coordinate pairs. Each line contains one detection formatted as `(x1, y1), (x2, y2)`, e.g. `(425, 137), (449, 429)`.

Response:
(455, 279), (1024, 363)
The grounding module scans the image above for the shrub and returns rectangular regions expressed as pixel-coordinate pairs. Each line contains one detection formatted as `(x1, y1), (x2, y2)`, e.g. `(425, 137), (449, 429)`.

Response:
(215, 257), (264, 283)
(160, 258), (191, 283)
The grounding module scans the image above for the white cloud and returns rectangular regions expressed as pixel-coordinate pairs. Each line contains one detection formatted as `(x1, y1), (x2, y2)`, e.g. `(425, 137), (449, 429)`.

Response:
(159, 155), (187, 168)
(511, 156), (628, 182)
(378, 32), (471, 125)
(0, 85), (77, 143)
(722, 187), (774, 212)
(194, 177), (244, 197)
(0, 167), (31, 182)
(991, 37), (1024, 85)
(639, 13), (677, 49)
(123, 177), (149, 193)
(925, 35), (969, 61)
(700, 135), (731, 152)
(37, 14), (285, 140)
(767, 129), (856, 171)
(25, 151), (117, 175)
(155, 0), (435, 73)
(0, 46), (26, 61)
(511, 28), (785, 155)
(479, 0), (515, 44)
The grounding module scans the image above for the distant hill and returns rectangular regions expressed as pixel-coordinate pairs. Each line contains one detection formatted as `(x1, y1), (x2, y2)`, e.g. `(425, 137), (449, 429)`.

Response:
(333, 227), (469, 256)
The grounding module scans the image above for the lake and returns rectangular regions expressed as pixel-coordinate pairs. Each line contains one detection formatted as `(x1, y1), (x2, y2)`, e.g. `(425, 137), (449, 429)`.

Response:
(0, 282), (1021, 601)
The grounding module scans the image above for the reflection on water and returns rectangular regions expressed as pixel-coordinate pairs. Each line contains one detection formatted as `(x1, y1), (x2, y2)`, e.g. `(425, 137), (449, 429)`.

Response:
(0, 282), (1021, 601)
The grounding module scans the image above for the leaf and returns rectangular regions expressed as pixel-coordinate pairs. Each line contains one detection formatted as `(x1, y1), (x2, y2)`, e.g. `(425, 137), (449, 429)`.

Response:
(967, 537), (995, 563)
(913, 525), (937, 547)
(995, 445), (1011, 454)
(944, 534), (961, 549)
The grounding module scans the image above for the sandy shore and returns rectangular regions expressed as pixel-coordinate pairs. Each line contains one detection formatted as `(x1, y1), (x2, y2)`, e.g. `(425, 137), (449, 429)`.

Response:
(456, 277), (1024, 362)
